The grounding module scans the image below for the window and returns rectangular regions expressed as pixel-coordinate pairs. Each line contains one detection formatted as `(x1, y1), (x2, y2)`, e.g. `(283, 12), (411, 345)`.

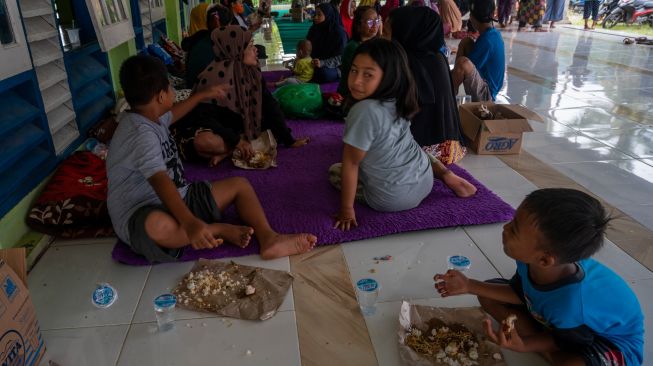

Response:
(0, 0), (15, 45)
(85, 0), (135, 51)
(99, 0), (129, 26)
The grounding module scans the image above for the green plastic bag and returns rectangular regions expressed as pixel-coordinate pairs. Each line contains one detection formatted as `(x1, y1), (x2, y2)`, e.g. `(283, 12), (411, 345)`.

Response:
(273, 83), (323, 119)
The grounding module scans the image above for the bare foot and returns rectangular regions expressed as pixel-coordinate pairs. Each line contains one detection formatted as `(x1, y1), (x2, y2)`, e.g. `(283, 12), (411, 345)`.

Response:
(442, 171), (477, 198)
(259, 233), (317, 259)
(290, 137), (310, 148)
(212, 224), (254, 248)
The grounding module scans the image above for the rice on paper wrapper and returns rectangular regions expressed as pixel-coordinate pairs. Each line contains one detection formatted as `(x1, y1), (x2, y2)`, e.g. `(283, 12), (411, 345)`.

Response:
(398, 301), (506, 366)
(173, 259), (293, 321)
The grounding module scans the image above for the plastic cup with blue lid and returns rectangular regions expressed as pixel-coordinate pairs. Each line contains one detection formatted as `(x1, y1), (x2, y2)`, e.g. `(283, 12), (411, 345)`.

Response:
(92, 283), (117, 308)
(356, 278), (380, 316)
(154, 294), (177, 331)
(447, 255), (471, 272)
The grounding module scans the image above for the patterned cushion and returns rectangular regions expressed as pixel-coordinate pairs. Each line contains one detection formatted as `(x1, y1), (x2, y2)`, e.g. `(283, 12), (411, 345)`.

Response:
(26, 151), (114, 238)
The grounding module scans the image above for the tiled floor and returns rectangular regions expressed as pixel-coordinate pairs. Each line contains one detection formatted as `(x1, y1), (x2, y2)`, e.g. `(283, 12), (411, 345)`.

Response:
(34, 23), (653, 365)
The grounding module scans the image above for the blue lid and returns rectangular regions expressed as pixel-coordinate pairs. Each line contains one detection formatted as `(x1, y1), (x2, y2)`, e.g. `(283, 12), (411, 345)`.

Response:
(448, 255), (471, 268)
(154, 294), (177, 308)
(92, 283), (117, 308)
(356, 278), (378, 292)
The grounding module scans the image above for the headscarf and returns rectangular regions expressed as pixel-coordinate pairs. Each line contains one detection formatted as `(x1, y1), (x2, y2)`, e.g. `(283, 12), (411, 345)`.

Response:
(340, 0), (354, 38)
(307, 3), (349, 60)
(390, 7), (462, 145)
(380, 0), (399, 19)
(188, 3), (209, 36)
(194, 25), (262, 140)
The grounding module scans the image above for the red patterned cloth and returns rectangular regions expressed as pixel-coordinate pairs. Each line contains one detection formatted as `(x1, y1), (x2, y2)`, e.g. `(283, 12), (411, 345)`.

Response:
(27, 151), (114, 238)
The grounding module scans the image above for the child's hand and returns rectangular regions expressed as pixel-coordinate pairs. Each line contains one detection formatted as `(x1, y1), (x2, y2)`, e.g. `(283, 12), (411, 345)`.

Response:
(183, 218), (222, 250)
(483, 318), (526, 352)
(334, 207), (357, 231)
(311, 58), (321, 68)
(433, 269), (470, 297)
(201, 84), (231, 102)
(235, 139), (255, 161)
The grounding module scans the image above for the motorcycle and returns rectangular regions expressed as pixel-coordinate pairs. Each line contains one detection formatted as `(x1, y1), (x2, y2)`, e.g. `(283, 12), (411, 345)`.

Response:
(602, 0), (653, 28)
(598, 0), (621, 20)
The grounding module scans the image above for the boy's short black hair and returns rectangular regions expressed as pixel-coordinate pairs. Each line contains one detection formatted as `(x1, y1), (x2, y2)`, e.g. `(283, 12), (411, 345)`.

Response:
(207, 4), (233, 27)
(522, 188), (612, 263)
(352, 38), (419, 121)
(119, 55), (170, 107)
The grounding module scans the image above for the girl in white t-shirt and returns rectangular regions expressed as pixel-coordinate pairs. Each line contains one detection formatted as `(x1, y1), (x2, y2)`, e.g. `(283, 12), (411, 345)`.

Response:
(331, 38), (477, 231)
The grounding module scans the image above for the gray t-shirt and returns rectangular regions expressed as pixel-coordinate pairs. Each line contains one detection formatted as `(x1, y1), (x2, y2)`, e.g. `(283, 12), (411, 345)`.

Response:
(107, 111), (188, 243)
(343, 99), (433, 212)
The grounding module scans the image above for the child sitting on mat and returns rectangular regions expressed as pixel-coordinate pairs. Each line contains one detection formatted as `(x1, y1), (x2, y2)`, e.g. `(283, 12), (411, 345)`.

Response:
(277, 40), (315, 87)
(434, 188), (644, 366)
(330, 38), (477, 231)
(107, 55), (316, 263)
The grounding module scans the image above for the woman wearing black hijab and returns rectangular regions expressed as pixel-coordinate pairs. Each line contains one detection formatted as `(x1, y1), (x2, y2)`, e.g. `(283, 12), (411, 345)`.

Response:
(386, 7), (467, 165)
(306, 3), (349, 83)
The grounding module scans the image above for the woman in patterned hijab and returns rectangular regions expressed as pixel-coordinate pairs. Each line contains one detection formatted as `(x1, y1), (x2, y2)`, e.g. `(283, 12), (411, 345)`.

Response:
(172, 25), (308, 166)
(195, 25), (262, 141)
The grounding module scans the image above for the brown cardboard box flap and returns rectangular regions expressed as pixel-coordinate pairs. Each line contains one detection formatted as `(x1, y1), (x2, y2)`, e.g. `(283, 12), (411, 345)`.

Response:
(501, 104), (544, 122)
(0, 248), (27, 285)
(459, 105), (484, 140)
(483, 119), (533, 134)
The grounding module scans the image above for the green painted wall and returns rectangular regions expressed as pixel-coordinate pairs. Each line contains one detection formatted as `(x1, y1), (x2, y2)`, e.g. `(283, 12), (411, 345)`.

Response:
(0, 179), (49, 249)
(165, 0), (182, 44)
(107, 39), (137, 95)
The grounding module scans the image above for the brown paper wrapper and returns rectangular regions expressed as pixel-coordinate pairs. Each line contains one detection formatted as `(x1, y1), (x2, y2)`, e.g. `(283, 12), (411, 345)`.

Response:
(398, 301), (506, 366)
(232, 129), (278, 170)
(173, 259), (293, 321)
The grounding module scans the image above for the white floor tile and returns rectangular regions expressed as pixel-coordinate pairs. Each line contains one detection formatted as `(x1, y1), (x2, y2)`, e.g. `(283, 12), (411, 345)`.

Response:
(550, 160), (653, 211)
(117, 312), (301, 366)
(464, 223), (515, 279)
(41, 325), (129, 366)
(341, 229), (502, 303)
(28, 243), (151, 330)
(523, 131), (633, 163)
(132, 255), (294, 323)
(581, 128), (653, 159)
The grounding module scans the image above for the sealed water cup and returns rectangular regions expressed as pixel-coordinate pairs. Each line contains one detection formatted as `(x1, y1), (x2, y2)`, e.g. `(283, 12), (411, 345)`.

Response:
(356, 278), (379, 316)
(154, 294), (177, 331)
(447, 255), (471, 272)
(92, 283), (117, 308)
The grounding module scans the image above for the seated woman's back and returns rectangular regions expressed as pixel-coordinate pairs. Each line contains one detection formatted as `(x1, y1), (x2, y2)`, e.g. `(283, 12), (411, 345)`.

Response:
(388, 7), (465, 164)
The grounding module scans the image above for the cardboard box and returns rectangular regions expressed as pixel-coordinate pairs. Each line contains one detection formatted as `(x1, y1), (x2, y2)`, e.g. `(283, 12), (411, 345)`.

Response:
(0, 248), (45, 366)
(459, 102), (543, 155)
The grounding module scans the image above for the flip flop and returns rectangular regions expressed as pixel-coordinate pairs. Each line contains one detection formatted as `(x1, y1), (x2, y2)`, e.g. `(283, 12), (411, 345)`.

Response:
(533, 27), (547, 32)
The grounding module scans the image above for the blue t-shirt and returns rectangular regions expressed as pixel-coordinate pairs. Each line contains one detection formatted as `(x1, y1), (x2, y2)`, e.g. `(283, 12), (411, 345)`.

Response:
(467, 28), (505, 100)
(512, 259), (643, 365)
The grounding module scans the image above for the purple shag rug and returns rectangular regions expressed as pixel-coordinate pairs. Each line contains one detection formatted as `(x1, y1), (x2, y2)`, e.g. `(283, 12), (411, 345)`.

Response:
(112, 118), (514, 265)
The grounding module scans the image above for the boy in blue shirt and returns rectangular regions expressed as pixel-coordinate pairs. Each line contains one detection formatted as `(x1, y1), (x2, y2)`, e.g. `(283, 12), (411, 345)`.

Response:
(434, 188), (644, 366)
(452, 0), (505, 101)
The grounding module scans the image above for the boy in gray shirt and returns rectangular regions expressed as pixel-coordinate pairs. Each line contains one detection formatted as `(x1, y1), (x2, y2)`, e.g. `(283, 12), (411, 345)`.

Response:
(108, 55), (317, 263)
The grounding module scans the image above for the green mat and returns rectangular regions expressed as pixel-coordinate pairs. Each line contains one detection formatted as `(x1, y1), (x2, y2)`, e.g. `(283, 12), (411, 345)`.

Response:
(274, 17), (312, 54)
